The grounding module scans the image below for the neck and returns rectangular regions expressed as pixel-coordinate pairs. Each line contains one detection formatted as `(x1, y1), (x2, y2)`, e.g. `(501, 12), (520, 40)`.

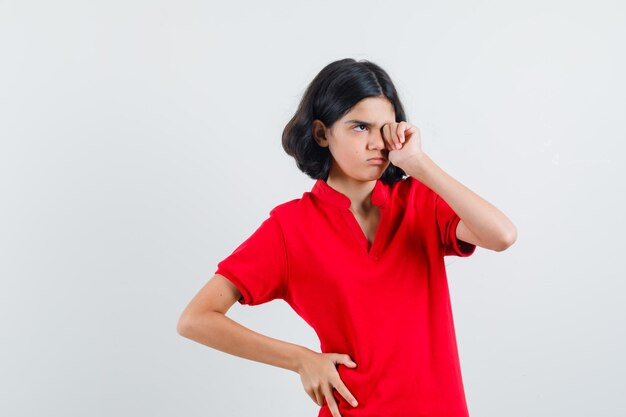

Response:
(326, 175), (377, 214)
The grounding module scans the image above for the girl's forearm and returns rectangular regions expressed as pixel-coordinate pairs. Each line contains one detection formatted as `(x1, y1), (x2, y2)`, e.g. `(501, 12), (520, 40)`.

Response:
(178, 311), (311, 373)
(405, 152), (517, 250)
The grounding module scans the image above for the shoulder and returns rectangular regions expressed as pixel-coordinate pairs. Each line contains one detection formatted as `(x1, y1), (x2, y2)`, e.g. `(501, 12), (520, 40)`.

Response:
(266, 197), (305, 229)
(269, 198), (301, 216)
(390, 175), (436, 205)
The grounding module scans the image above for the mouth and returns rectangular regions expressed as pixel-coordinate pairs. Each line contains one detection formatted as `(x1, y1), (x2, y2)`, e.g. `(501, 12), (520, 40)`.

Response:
(367, 157), (386, 161)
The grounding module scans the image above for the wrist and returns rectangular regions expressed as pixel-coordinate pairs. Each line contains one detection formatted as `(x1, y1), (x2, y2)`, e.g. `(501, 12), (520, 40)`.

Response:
(405, 152), (432, 181)
(292, 345), (314, 374)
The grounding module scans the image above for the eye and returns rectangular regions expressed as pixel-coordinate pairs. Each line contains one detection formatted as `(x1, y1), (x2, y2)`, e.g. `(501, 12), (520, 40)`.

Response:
(353, 124), (368, 132)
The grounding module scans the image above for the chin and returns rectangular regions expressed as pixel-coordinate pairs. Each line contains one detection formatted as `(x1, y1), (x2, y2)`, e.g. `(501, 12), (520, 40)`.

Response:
(358, 172), (384, 182)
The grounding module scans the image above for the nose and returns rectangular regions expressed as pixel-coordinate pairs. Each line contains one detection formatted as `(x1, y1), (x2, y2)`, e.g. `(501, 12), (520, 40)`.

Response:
(367, 129), (386, 151)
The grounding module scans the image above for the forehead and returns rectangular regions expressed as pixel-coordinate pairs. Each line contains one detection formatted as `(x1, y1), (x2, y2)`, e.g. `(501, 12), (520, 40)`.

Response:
(342, 97), (395, 123)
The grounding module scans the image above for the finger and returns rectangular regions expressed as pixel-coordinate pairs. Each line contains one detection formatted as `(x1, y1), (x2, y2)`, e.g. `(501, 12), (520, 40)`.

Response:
(307, 388), (322, 406)
(322, 384), (342, 417)
(385, 124), (396, 151)
(389, 122), (400, 150)
(398, 120), (411, 148)
(332, 379), (358, 408)
(340, 354), (357, 368)
(391, 122), (401, 149)
(314, 388), (324, 406)
(398, 121), (408, 144)
(405, 124), (418, 137)
(380, 124), (388, 150)
(305, 391), (316, 405)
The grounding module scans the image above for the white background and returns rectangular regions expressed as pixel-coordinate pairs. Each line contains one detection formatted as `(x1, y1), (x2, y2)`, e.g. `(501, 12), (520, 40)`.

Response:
(1, 1), (624, 416)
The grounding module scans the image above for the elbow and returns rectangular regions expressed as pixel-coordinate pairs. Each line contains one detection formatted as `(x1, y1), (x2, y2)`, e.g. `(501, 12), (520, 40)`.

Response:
(494, 225), (517, 252)
(177, 310), (222, 338)
(176, 313), (194, 338)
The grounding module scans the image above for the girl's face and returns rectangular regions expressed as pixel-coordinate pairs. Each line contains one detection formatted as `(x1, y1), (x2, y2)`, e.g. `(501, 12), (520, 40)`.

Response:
(313, 96), (396, 183)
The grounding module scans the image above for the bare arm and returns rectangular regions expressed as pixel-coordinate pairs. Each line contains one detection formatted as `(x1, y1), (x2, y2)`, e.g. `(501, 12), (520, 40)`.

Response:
(406, 153), (517, 251)
(176, 274), (311, 373)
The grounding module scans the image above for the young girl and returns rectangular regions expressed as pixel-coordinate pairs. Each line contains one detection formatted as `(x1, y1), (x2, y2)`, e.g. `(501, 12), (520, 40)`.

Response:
(177, 58), (517, 417)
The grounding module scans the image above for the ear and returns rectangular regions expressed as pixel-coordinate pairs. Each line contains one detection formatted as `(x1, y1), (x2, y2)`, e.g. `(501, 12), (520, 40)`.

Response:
(312, 119), (329, 148)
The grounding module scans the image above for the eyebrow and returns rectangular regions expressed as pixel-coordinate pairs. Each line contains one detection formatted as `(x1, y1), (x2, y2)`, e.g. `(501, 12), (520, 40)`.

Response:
(344, 119), (392, 127)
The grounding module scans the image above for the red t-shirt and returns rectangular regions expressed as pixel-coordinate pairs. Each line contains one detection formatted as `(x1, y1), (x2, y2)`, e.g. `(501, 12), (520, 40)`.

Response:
(214, 175), (477, 417)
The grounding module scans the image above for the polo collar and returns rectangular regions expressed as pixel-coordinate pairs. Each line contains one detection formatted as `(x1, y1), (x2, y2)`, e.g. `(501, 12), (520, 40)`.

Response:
(310, 178), (389, 211)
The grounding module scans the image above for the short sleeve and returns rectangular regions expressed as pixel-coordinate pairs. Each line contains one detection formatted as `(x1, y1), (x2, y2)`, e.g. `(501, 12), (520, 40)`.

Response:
(214, 212), (289, 306)
(435, 193), (477, 257)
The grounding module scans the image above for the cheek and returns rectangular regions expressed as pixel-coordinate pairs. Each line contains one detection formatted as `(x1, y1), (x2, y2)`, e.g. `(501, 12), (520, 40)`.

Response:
(340, 146), (363, 162)
(329, 136), (364, 162)
(329, 147), (357, 167)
